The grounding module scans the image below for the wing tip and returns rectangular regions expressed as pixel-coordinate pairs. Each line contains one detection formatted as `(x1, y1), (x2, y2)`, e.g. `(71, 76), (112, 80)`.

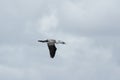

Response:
(50, 55), (55, 58)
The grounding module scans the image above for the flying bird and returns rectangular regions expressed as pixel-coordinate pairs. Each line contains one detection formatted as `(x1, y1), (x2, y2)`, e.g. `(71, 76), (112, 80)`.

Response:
(38, 39), (65, 58)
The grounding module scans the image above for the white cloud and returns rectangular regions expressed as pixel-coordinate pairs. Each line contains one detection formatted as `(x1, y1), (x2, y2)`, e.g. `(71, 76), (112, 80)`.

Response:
(34, 9), (59, 38)
(37, 10), (58, 32)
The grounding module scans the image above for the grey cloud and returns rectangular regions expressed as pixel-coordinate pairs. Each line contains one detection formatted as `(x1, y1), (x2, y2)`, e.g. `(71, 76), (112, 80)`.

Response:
(56, 0), (120, 36)
(0, 0), (120, 80)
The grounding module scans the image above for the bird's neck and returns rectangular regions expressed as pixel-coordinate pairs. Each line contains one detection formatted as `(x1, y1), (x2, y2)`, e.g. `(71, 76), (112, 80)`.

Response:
(56, 40), (65, 44)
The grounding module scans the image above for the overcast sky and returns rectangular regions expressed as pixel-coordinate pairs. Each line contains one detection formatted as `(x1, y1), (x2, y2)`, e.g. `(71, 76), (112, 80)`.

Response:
(0, 0), (120, 80)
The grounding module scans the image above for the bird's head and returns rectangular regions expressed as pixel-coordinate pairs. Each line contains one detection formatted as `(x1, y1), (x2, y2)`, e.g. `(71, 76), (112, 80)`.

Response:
(56, 40), (66, 44)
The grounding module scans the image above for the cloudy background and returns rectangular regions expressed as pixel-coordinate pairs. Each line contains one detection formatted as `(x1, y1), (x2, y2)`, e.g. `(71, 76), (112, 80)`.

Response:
(0, 0), (120, 80)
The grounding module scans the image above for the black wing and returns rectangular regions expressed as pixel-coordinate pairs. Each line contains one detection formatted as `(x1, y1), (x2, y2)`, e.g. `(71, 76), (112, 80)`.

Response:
(47, 44), (57, 58)
(38, 40), (48, 43)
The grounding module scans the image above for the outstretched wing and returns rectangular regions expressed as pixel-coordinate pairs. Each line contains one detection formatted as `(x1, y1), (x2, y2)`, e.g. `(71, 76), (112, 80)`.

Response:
(38, 40), (48, 43)
(47, 43), (57, 58)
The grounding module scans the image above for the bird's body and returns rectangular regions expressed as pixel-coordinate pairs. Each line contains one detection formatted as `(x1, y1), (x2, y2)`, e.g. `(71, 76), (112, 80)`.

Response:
(38, 39), (65, 58)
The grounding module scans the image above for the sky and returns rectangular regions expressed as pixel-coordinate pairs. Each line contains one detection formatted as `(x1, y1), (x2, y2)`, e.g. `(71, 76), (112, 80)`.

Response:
(0, 0), (120, 80)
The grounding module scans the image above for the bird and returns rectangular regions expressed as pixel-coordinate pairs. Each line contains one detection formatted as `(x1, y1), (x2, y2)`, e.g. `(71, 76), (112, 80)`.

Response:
(38, 39), (65, 58)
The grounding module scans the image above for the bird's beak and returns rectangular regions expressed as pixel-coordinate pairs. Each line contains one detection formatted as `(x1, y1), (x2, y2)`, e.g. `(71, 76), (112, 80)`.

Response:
(63, 42), (66, 44)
